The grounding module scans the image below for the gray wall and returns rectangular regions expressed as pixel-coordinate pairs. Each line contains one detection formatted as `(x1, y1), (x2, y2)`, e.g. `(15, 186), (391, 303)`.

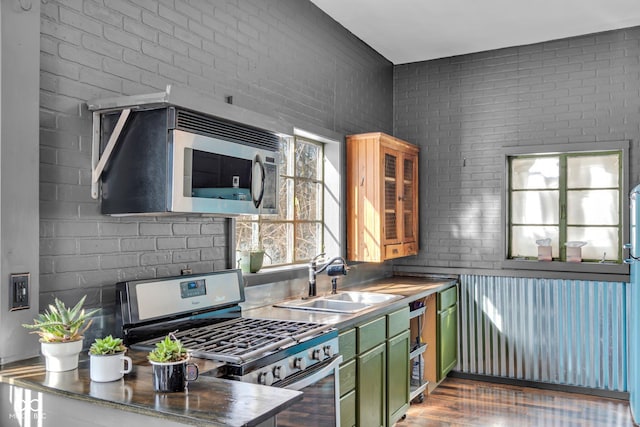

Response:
(0, 0), (41, 364)
(393, 27), (640, 274)
(37, 0), (393, 324)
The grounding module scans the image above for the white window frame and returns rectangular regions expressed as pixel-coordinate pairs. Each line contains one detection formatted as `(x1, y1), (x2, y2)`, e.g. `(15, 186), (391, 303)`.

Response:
(501, 140), (630, 275)
(232, 127), (343, 277)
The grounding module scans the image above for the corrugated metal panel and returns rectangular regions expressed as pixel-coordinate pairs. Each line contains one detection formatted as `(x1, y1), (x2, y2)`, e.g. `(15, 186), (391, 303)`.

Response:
(458, 275), (627, 391)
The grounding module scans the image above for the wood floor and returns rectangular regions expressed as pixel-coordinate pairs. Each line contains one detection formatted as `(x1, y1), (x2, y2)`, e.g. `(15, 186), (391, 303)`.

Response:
(396, 378), (635, 427)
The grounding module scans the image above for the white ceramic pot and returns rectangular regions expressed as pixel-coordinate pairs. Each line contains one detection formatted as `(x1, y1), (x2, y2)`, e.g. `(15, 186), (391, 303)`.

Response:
(89, 352), (133, 382)
(40, 339), (83, 372)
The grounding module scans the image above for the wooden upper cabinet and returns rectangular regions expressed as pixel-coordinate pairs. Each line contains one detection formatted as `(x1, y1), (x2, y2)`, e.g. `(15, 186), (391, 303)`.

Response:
(346, 132), (419, 262)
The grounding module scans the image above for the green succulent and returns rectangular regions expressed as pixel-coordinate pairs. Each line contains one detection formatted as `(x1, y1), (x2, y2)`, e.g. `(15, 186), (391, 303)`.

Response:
(89, 335), (126, 355)
(22, 295), (100, 343)
(148, 334), (188, 363)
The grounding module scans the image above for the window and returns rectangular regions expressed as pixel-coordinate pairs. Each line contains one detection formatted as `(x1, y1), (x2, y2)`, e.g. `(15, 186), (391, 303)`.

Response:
(236, 135), (325, 267)
(507, 149), (623, 263)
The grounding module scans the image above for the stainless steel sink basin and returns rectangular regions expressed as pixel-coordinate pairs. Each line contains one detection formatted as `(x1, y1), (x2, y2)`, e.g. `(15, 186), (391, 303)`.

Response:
(274, 298), (370, 314)
(273, 291), (402, 314)
(323, 291), (402, 305)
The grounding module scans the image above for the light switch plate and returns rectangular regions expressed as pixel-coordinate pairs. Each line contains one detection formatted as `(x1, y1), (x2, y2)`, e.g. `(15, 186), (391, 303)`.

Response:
(10, 273), (29, 311)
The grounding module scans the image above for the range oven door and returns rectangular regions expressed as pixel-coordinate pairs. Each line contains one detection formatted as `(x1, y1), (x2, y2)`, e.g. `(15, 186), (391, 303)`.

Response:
(170, 129), (278, 215)
(275, 355), (342, 427)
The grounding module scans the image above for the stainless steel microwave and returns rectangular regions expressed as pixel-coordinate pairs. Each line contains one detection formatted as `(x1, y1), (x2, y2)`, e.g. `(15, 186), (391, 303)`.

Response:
(96, 106), (280, 216)
(171, 129), (278, 215)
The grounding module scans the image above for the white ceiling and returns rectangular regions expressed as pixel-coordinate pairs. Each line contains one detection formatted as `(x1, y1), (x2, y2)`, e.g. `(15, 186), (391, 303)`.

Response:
(310, 0), (640, 64)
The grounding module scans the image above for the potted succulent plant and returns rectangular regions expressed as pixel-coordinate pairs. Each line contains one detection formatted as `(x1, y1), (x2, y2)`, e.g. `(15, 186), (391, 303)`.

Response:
(148, 333), (198, 392)
(22, 295), (100, 372)
(89, 335), (132, 382)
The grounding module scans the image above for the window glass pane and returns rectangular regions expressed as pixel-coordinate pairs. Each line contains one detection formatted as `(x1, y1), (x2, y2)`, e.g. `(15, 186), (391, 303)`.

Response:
(295, 139), (322, 180)
(567, 154), (619, 189)
(295, 222), (322, 261)
(260, 222), (291, 265)
(567, 226), (619, 261)
(235, 220), (259, 252)
(294, 180), (322, 221)
(511, 225), (559, 258)
(511, 157), (559, 190)
(511, 190), (559, 224)
(567, 189), (619, 225)
(278, 177), (293, 220)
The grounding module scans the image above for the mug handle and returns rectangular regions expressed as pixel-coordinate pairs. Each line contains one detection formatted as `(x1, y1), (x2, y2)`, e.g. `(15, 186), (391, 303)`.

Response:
(121, 355), (133, 374)
(186, 363), (199, 381)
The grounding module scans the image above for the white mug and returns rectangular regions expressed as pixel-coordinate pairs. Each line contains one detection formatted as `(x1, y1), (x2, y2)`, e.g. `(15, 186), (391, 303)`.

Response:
(89, 352), (133, 382)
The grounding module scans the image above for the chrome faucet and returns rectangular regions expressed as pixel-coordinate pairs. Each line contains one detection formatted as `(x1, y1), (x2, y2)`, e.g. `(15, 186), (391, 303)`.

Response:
(308, 253), (348, 297)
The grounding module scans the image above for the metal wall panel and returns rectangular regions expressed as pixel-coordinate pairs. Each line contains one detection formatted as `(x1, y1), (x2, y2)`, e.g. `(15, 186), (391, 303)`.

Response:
(457, 275), (628, 391)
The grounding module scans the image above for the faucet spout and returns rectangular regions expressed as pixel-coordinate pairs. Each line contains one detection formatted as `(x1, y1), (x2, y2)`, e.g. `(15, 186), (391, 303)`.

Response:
(308, 254), (348, 297)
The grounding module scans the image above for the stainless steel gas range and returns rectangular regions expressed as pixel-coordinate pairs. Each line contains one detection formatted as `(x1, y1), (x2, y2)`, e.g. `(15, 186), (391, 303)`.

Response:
(115, 269), (342, 426)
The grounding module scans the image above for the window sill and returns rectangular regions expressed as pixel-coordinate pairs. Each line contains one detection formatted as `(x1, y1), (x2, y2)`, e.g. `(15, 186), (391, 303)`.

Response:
(241, 264), (308, 287)
(501, 259), (629, 281)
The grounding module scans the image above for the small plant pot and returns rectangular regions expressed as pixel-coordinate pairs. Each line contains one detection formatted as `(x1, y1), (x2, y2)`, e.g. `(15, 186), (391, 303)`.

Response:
(41, 339), (83, 372)
(238, 250), (271, 273)
(150, 360), (198, 392)
(90, 352), (133, 382)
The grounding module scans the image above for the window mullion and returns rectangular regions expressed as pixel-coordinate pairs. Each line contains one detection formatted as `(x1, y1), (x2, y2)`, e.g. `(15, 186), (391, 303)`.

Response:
(559, 155), (567, 261)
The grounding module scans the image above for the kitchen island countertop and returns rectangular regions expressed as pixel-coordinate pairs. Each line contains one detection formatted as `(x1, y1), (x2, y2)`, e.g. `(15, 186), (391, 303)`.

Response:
(0, 350), (302, 427)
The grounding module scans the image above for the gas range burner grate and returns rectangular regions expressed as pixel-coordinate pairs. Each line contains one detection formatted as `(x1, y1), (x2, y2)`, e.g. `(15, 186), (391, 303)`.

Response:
(135, 317), (332, 365)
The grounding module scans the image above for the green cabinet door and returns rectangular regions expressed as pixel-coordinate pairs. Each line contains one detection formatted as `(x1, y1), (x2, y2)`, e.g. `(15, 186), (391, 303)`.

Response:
(438, 303), (458, 381)
(387, 329), (410, 426)
(357, 342), (386, 427)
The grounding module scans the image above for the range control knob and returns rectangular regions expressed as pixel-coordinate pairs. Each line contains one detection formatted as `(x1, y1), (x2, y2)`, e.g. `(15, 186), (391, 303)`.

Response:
(323, 345), (334, 358)
(273, 364), (288, 380)
(258, 371), (274, 386)
(311, 348), (324, 361)
(293, 357), (307, 370)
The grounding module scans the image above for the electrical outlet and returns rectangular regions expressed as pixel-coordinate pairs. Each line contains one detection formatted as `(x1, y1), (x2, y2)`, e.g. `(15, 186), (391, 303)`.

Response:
(10, 273), (29, 311)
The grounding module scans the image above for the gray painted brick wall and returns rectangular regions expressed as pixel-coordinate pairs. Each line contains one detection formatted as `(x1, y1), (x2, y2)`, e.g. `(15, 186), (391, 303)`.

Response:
(39, 0), (392, 312)
(393, 27), (640, 272)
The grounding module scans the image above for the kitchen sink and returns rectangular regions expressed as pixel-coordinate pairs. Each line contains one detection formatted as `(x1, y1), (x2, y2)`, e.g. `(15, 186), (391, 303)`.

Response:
(274, 291), (402, 314)
(323, 291), (402, 305)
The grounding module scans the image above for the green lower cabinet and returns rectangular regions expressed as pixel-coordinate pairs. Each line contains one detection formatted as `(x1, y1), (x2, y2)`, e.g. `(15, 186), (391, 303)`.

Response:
(357, 342), (386, 427)
(340, 389), (356, 427)
(437, 302), (458, 381)
(387, 329), (410, 426)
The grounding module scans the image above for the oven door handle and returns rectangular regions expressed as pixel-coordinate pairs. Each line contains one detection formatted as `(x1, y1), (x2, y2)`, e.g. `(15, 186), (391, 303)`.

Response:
(283, 355), (343, 391)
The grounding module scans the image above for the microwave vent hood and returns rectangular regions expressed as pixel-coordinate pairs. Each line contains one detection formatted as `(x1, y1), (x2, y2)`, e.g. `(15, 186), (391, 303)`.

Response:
(87, 85), (291, 216)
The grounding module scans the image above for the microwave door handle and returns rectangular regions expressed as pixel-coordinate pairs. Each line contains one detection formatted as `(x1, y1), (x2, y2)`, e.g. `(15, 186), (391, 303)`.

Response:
(252, 155), (265, 209)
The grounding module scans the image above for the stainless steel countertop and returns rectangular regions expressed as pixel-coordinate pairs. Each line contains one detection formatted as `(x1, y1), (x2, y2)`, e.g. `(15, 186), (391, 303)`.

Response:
(243, 275), (458, 329)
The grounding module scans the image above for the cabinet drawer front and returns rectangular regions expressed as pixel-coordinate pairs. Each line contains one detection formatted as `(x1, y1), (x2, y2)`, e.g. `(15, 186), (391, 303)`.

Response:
(438, 285), (458, 311)
(339, 328), (357, 362)
(357, 316), (386, 353)
(387, 306), (409, 337)
(339, 359), (357, 395)
(340, 389), (356, 427)
(385, 244), (404, 259)
(404, 242), (418, 256)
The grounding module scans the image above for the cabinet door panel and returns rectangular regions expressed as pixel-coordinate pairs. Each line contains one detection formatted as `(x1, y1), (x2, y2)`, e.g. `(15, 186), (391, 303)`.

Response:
(438, 304), (458, 381)
(387, 330), (410, 426)
(357, 343), (386, 427)
(401, 152), (418, 243)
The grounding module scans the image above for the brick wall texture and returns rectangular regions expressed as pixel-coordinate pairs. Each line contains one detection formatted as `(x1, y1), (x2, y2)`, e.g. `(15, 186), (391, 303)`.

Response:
(39, 0), (392, 309)
(393, 27), (640, 271)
